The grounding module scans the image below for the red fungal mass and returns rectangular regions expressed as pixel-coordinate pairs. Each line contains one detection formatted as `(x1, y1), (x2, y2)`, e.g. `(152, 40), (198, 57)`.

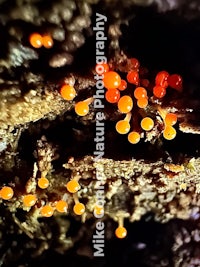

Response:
(153, 85), (166, 98)
(155, 71), (169, 88)
(168, 74), (183, 91)
(126, 70), (139, 85)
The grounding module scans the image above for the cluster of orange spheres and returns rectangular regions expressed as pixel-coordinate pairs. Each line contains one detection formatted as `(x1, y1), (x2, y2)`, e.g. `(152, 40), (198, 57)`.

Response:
(29, 33), (54, 49)
(99, 57), (182, 144)
(4, 57), (181, 239)
(39, 177), (86, 217)
(0, 181), (127, 239)
(58, 57), (181, 142)
(102, 65), (155, 144)
(0, 175), (85, 218)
